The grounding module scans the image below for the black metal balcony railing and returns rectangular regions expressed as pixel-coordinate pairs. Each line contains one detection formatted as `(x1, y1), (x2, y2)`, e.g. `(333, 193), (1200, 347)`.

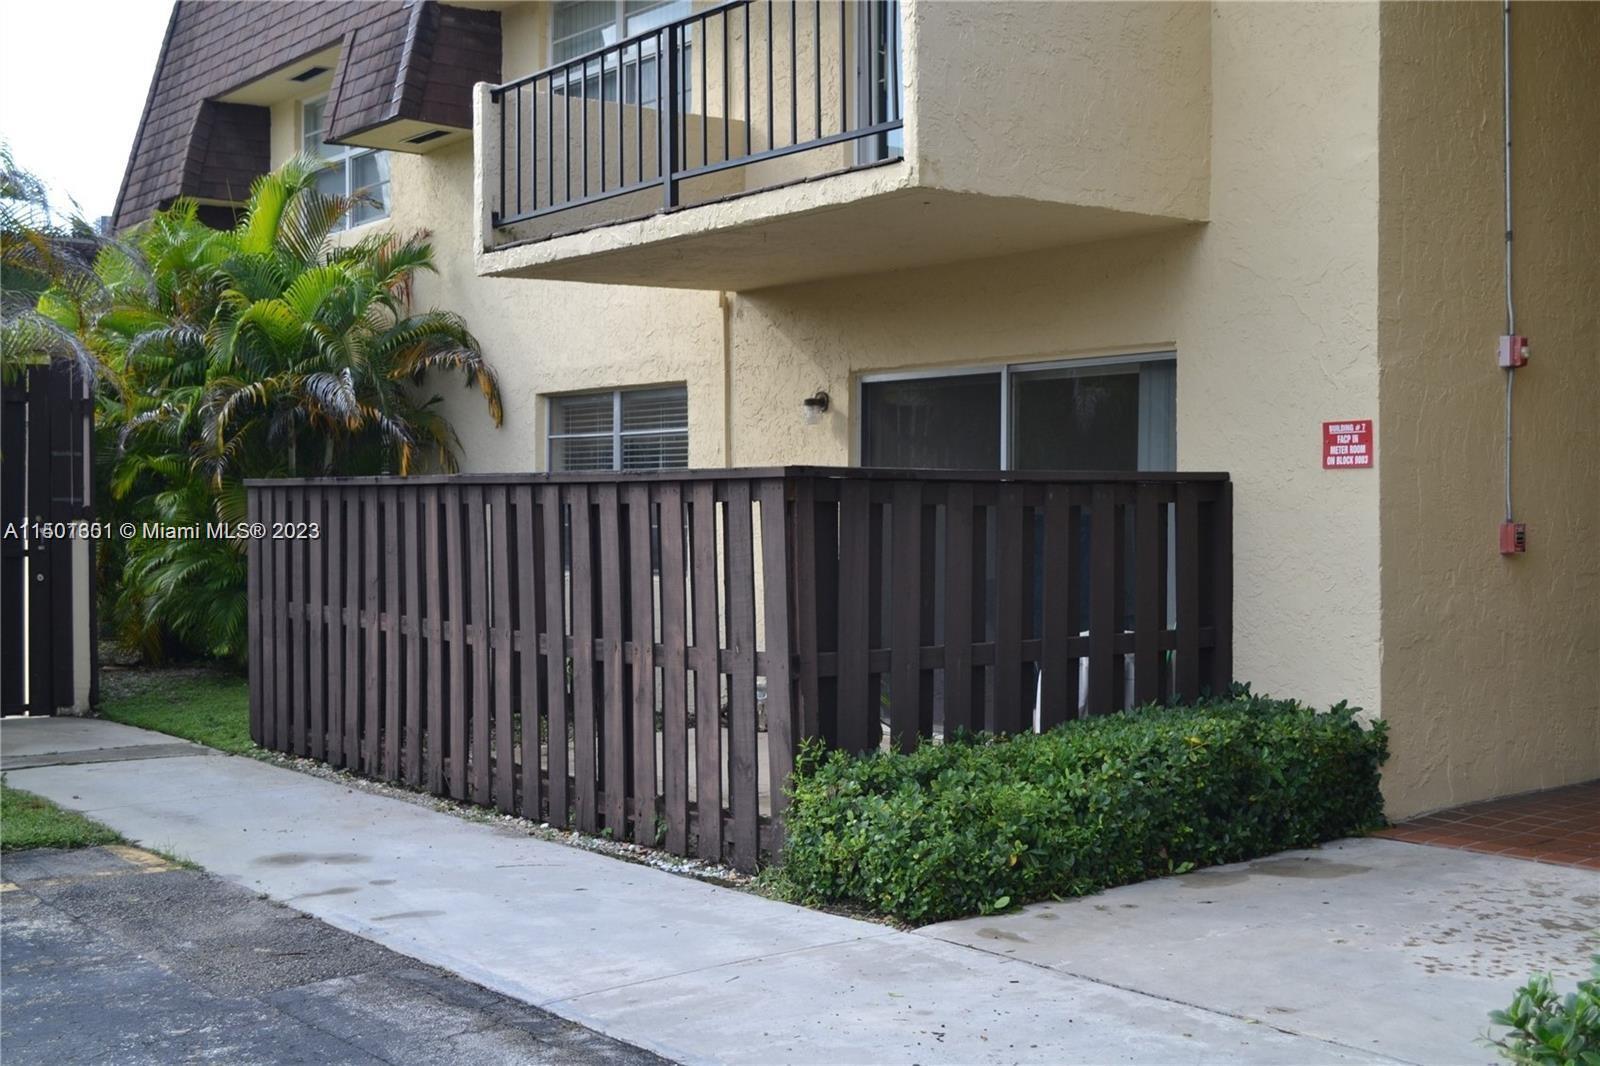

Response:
(489, 0), (904, 230)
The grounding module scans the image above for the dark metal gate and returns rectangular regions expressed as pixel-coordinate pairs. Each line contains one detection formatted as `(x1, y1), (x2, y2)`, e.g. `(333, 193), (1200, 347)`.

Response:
(1, 360), (96, 716)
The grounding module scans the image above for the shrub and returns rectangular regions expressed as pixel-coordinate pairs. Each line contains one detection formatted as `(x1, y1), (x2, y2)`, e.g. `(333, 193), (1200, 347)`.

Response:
(1486, 958), (1600, 1066)
(776, 694), (1388, 924)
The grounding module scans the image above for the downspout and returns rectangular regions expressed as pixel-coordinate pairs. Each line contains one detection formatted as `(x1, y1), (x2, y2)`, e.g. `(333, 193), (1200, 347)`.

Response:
(1501, 0), (1516, 525)
(719, 290), (734, 466)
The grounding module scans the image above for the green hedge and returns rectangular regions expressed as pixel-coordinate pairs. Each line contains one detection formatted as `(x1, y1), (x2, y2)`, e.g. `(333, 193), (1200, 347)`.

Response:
(776, 694), (1388, 924)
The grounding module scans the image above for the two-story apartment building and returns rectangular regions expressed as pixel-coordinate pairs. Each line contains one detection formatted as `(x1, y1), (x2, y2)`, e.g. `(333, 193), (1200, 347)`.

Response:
(115, 0), (1598, 819)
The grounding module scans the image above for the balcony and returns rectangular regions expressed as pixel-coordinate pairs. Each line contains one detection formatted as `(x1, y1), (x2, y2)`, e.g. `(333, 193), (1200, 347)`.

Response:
(474, 0), (1211, 291)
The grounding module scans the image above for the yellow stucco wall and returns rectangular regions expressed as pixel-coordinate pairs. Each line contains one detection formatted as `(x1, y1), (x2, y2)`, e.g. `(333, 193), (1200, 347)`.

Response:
(911, 0), (1210, 220)
(1376, 1), (1600, 817)
(723, 0), (1383, 721)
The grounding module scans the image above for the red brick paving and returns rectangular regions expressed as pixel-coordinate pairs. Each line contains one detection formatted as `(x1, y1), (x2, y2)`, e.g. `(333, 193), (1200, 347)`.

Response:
(1377, 779), (1600, 870)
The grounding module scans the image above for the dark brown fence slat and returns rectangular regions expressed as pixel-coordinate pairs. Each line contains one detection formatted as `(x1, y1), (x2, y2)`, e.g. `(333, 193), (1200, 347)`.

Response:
(466, 486), (492, 804)
(866, 491), (886, 751)
(1086, 484), (1118, 715)
(287, 492), (306, 756)
(401, 488), (422, 785)
(757, 479), (796, 843)
(569, 483), (599, 833)
(918, 501), (937, 739)
(1133, 484), (1164, 706)
(247, 490), (263, 745)
(596, 484), (628, 836)
(514, 485), (542, 820)
(424, 486), (445, 793)
(1208, 482), (1234, 697)
(325, 491), (346, 767)
(689, 481), (721, 861)
(259, 491), (276, 749)
(993, 484), (1025, 735)
(490, 487), (516, 814)
(658, 483), (690, 854)
(444, 484), (467, 798)
(539, 485), (569, 827)
(1038, 484), (1074, 731)
(942, 482), (975, 736)
(1175, 483), (1201, 702)
(384, 491), (402, 778)
(725, 479), (758, 871)
(888, 481), (922, 753)
(273, 490), (291, 752)
(307, 488), (327, 761)
(791, 477), (823, 742)
(363, 489), (381, 774)
(836, 479), (871, 754)
(625, 482), (657, 846)
(339, 491), (360, 768)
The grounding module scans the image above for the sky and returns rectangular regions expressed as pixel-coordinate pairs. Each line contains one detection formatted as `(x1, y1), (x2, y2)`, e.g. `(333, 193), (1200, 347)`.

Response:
(0, 0), (172, 223)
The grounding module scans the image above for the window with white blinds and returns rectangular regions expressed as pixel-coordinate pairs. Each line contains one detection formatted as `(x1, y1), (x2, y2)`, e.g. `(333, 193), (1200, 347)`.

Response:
(548, 386), (689, 472)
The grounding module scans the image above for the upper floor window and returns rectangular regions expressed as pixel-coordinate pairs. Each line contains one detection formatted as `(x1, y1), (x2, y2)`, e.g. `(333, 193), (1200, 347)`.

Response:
(548, 386), (688, 472)
(549, 1), (693, 110)
(551, 1), (690, 63)
(302, 98), (390, 229)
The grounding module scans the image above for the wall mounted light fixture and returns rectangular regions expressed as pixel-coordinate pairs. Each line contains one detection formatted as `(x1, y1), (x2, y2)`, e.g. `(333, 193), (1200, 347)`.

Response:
(801, 390), (830, 426)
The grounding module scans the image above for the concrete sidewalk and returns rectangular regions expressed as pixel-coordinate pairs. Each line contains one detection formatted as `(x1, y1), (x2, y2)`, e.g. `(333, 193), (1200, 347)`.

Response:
(5, 717), (1591, 1064)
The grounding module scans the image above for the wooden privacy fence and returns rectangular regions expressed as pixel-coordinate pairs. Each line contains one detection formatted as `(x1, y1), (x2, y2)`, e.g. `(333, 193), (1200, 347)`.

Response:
(246, 467), (1230, 871)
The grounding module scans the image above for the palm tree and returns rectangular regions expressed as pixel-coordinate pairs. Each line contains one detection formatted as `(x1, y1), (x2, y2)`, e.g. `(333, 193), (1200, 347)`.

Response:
(0, 143), (108, 384)
(102, 154), (501, 485)
(77, 155), (504, 660)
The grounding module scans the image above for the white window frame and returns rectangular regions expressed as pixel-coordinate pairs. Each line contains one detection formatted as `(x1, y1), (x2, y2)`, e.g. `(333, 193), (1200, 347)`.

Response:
(546, 385), (689, 472)
(856, 351), (1177, 471)
(301, 96), (390, 230)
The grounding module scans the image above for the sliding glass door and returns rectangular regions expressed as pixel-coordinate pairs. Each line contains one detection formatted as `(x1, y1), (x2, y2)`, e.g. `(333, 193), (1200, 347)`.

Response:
(861, 354), (1176, 472)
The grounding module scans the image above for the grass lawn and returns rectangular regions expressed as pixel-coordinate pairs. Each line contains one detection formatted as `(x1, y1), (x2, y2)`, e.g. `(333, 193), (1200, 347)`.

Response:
(1, 782), (125, 851)
(99, 671), (253, 755)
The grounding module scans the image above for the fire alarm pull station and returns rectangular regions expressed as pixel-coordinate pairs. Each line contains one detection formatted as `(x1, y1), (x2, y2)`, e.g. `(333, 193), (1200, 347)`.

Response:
(1499, 521), (1527, 555)
(1498, 335), (1529, 368)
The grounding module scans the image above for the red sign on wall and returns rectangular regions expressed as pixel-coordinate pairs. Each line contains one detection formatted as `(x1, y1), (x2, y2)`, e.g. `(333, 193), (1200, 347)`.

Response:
(1323, 420), (1374, 469)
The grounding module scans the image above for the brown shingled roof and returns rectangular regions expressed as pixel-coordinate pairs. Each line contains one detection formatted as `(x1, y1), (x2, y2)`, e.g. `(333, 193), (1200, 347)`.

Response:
(114, 0), (499, 230)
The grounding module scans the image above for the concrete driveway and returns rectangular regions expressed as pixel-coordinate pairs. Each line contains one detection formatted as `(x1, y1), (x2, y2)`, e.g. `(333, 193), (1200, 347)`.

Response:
(923, 838), (1600, 1065)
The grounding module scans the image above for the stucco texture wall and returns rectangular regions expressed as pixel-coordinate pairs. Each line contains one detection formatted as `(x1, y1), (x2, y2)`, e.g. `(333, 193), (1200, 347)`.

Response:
(726, 2), (1384, 722)
(1376, 1), (1600, 817)
(911, 0), (1209, 220)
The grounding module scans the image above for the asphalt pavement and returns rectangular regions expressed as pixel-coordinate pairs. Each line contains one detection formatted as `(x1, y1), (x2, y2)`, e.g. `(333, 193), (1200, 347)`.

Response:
(1, 844), (667, 1065)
